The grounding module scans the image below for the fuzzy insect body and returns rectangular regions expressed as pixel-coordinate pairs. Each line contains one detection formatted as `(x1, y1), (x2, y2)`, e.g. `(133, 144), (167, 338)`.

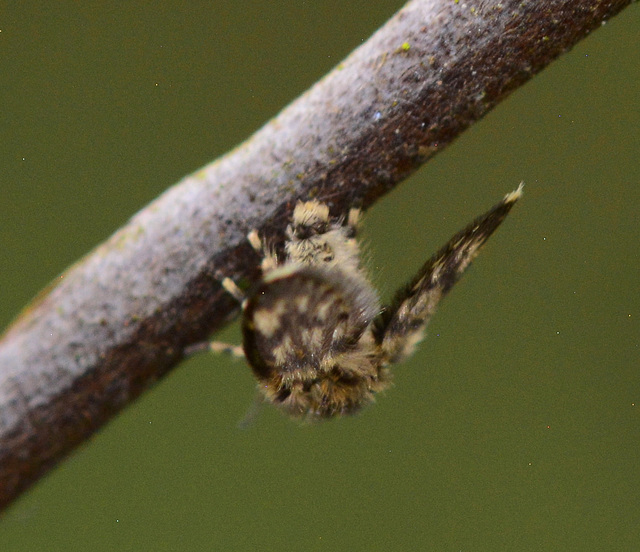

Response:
(197, 187), (522, 420)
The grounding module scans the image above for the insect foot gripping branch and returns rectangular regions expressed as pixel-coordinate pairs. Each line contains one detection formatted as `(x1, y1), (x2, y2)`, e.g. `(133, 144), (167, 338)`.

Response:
(194, 185), (523, 421)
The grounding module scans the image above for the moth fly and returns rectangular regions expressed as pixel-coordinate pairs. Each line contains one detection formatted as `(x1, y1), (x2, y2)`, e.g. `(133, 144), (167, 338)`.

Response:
(187, 185), (522, 420)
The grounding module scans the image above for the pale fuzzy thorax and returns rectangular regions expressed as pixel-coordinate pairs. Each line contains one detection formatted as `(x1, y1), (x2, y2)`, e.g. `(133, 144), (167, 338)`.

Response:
(285, 202), (372, 294)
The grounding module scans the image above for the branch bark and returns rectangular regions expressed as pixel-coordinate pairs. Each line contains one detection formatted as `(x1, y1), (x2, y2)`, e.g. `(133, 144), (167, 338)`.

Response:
(0, 0), (633, 511)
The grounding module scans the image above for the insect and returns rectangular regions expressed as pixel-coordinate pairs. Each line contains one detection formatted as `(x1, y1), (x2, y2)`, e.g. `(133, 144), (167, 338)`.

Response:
(189, 185), (522, 420)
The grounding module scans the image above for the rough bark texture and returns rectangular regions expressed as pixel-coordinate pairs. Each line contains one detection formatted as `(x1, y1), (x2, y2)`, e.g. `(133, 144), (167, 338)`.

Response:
(0, 0), (634, 511)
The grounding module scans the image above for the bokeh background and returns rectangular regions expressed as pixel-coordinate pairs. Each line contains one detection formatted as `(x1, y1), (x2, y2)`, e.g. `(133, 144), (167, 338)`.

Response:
(1, 2), (638, 550)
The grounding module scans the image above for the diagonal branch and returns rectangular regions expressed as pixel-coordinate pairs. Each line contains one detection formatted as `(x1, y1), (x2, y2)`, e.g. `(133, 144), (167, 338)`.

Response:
(0, 0), (633, 511)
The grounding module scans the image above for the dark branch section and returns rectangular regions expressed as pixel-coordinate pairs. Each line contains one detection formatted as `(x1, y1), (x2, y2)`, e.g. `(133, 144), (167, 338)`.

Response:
(0, 0), (632, 511)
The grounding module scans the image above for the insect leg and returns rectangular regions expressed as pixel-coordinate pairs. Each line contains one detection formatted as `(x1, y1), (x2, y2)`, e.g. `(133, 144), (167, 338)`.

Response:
(183, 341), (245, 358)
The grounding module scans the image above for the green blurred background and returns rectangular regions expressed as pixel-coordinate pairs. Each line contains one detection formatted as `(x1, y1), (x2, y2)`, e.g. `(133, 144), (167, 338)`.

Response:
(1, 2), (638, 550)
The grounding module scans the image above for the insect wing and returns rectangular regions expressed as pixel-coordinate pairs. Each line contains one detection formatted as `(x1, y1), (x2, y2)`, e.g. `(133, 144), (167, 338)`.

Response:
(241, 267), (366, 382)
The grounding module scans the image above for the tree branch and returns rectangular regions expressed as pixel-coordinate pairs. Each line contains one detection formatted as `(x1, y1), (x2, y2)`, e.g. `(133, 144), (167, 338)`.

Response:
(0, 0), (633, 511)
